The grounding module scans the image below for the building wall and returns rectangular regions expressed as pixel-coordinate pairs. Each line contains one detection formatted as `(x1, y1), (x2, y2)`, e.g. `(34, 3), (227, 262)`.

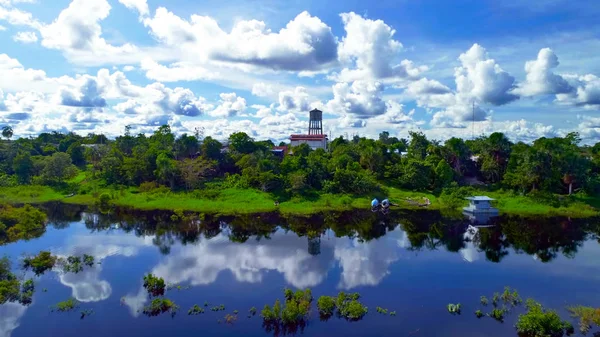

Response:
(290, 139), (327, 150)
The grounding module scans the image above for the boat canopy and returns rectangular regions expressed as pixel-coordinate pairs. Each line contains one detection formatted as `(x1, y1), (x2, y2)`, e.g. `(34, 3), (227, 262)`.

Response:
(371, 198), (379, 207)
(465, 196), (495, 201)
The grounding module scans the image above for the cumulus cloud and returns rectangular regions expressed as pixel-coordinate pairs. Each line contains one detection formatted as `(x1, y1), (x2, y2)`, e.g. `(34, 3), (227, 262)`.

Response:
(0, 3), (41, 29)
(0, 302), (27, 337)
(335, 12), (426, 82)
(514, 48), (573, 96)
(12, 30), (36, 43)
(455, 43), (519, 105)
(57, 77), (107, 108)
(209, 92), (246, 117)
(40, 0), (137, 57)
(143, 10), (338, 72)
(252, 82), (274, 97)
(115, 83), (211, 117)
(327, 80), (386, 117)
(140, 58), (216, 82)
(118, 0), (149, 18)
(556, 74), (600, 109)
(278, 86), (310, 112)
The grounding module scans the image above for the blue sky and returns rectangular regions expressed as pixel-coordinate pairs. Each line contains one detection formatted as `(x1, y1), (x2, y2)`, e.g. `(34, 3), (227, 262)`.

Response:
(0, 0), (599, 143)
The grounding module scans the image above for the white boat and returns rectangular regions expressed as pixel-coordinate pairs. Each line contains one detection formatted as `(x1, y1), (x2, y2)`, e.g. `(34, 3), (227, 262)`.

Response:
(463, 196), (499, 215)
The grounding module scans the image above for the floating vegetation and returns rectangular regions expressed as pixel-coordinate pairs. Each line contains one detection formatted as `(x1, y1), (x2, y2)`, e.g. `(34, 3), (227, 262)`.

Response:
(488, 308), (506, 322)
(19, 279), (34, 305)
(475, 310), (484, 318)
(204, 301), (209, 307)
(336, 292), (368, 321)
(516, 300), (571, 337)
(492, 293), (500, 306)
(63, 256), (83, 273)
(143, 274), (165, 297)
(42, 288), (48, 292)
(447, 303), (461, 315)
(211, 304), (226, 312)
(23, 251), (56, 275)
(80, 309), (94, 319)
(390, 311), (397, 316)
(233, 310), (239, 315)
(143, 298), (179, 317)
(567, 305), (600, 334)
(188, 304), (204, 315)
(317, 296), (336, 318)
(480, 296), (489, 306)
(500, 286), (522, 306)
(54, 298), (79, 312)
(83, 254), (94, 267)
(249, 307), (257, 316)
(223, 313), (238, 324)
(261, 288), (313, 327)
(376, 306), (389, 315)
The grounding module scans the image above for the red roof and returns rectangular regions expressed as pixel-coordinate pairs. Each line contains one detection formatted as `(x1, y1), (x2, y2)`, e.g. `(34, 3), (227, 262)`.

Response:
(290, 134), (326, 140)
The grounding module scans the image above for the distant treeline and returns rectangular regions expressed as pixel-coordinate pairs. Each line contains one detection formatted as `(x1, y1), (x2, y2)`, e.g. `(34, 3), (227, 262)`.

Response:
(0, 124), (599, 198)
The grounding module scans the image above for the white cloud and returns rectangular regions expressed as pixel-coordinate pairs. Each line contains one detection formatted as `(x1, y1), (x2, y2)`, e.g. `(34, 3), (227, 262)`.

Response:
(278, 86), (311, 112)
(0, 302), (27, 337)
(11, 30), (36, 43)
(140, 58), (216, 82)
(209, 92), (246, 117)
(252, 82), (274, 97)
(514, 48), (573, 96)
(122, 65), (135, 72)
(0, 24), (6, 31)
(455, 43), (519, 105)
(143, 9), (338, 72)
(556, 74), (600, 109)
(327, 80), (387, 117)
(118, 0), (149, 18)
(335, 12), (426, 82)
(0, 4), (41, 29)
(40, 0), (137, 58)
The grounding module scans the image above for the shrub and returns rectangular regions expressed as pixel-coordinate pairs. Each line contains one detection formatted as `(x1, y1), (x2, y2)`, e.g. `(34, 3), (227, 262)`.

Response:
(143, 274), (165, 297)
(83, 254), (94, 267)
(480, 296), (489, 306)
(139, 181), (158, 193)
(475, 310), (484, 318)
(63, 256), (83, 273)
(54, 298), (79, 312)
(0, 257), (20, 304)
(489, 308), (506, 321)
(341, 299), (368, 320)
(188, 304), (204, 315)
(23, 251), (56, 275)
(261, 288), (312, 326)
(98, 193), (111, 209)
(143, 298), (179, 317)
(447, 303), (461, 315)
(567, 305), (600, 334)
(516, 299), (569, 337)
(317, 296), (336, 317)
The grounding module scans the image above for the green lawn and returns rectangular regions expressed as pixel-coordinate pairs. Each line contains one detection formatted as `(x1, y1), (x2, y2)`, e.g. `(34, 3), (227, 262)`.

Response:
(0, 184), (598, 218)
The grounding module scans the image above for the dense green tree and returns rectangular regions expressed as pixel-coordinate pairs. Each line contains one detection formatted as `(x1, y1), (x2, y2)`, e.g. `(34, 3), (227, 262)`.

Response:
(155, 153), (178, 189)
(434, 159), (454, 189)
(67, 142), (85, 167)
(408, 131), (430, 161)
(2, 126), (13, 140)
(229, 132), (255, 154)
(13, 153), (34, 184)
(41, 152), (77, 184)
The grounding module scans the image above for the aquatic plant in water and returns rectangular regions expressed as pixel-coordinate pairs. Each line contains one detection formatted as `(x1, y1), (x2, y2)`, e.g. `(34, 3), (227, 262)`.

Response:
(475, 310), (484, 318)
(249, 307), (257, 316)
(23, 251), (56, 275)
(188, 304), (204, 315)
(376, 306), (389, 315)
(336, 292), (368, 321)
(54, 298), (80, 312)
(223, 313), (238, 324)
(390, 311), (397, 316)
(261, 288), (313, 326)
(447, 303), (461, 315)
(480, 296), (489, 306)
(567, 305), (600, 334)
(19, 279), (34, 305)
(83, 254), (94, 267)
(143, 298), (179, 317)
(63, 256), (83, 273)
(516, 299), (570, 337)
(143, 274), (166, 297)
(317, 296), (336, 317)
(488, 308), (506, 322)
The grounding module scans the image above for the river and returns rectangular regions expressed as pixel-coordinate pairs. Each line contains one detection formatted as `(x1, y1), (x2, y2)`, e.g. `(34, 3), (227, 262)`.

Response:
(1, 204), (599, 337)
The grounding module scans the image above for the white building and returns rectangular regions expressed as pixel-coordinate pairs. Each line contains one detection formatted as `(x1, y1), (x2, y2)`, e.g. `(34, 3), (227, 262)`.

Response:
(290, 134), (328, 151)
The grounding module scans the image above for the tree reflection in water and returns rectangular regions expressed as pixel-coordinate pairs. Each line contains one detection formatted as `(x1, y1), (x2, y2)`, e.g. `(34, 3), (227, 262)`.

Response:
(37, 204), (600, 264)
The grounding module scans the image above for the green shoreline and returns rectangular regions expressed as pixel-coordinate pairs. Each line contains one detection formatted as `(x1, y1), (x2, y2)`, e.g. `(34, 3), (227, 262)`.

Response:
(0, 185), (598, 218)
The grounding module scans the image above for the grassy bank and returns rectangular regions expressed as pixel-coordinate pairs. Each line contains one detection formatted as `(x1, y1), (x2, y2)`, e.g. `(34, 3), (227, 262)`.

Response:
(0, 184), (597, 218)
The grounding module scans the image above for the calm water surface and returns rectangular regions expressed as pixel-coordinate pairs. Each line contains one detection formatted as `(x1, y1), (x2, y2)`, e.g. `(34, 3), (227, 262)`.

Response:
(1, 206), (599, 337)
